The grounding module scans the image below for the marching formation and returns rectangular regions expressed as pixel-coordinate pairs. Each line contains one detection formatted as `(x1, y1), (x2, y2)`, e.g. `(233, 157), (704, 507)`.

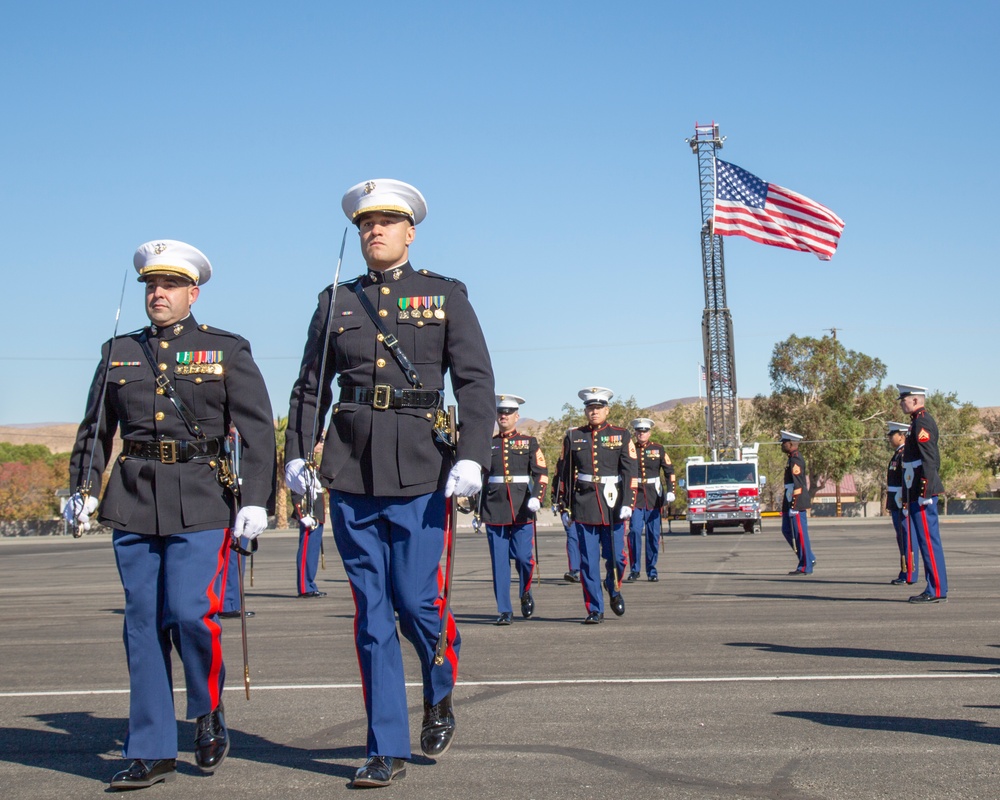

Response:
(62, 178), (949, 790)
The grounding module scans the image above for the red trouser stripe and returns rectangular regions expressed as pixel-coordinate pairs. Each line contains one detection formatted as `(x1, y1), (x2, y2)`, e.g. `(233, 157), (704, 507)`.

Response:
(920, 506), (942, 596)
(203, 531), (230, 710)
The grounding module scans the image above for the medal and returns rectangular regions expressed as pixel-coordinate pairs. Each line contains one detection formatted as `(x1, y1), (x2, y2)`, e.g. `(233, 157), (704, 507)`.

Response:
(434, 308), (445, 319)
(422, 309), (433, 318)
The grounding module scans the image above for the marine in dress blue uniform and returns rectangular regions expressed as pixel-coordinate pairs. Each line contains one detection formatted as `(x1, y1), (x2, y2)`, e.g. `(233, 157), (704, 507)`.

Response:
(559, 387), (638, 624)
(65, 240), (275, 790)
(292, 490), (326, 597)
(885, 420), (919, 585)
(897, 384), (947, 603)
(626, 418), (675, 582)
(284, 180), (495, 788)
(552, 450), (582, 582)
(480, 394), (548, 625)
(780, 431), (814, 575)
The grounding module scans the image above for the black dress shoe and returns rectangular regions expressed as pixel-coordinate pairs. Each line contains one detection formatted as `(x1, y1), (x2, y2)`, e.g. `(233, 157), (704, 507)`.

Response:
(194, 702), (229, 772)
(420, 693), (456, 758)
(584, 611), (604, 624)
(909, 591), (947, 604)
(352, 756), (406, 788)
(625, 572), (638, 583)
(520, 591), (534, 619)
(609, 593), (625, 616)
(219, 609), (254, 618)
(298, 591), (328, 598)
(890, 577), (908, 585)
(109, 759), (176, 790)
(788, 568), (805, 575)
(648, 575), (659, 582)
(495, 612), (513, 626)
(564, 570), (580, 583)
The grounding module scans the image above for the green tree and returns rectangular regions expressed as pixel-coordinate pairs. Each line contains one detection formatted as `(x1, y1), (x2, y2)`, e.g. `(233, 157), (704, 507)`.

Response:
(273, 416), (289, 528)
(926, 392), (992, 506)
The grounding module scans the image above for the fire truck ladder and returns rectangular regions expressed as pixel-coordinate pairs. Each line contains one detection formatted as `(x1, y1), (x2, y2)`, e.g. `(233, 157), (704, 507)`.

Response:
(687, 122), (740, 461)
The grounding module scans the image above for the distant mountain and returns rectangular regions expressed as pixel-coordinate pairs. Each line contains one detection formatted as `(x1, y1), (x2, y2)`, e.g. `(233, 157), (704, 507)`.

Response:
(647, 396), (702, 412)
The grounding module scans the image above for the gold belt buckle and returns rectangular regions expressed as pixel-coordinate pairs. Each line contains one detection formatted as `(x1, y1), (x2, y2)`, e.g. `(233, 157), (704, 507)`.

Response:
(158, 440), (178, 464)
(372, 384), (393, 411)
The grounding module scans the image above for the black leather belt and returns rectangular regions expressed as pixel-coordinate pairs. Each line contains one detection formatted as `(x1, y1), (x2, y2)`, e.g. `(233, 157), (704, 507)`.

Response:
(341, 385), (441, 411)
(122, 437), (223, 464)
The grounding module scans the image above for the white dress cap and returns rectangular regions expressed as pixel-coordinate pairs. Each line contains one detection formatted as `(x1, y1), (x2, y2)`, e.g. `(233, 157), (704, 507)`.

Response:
(578, 386), (614, 406)
(631, 418), (655, 431)
(895, 384), (927, 399)
(496, 393), (526, 412)
(887, 421), (909, 433)
(133, 240), (211, 285)
(342, 179), (427, 226)
(780, 430), (803, 442)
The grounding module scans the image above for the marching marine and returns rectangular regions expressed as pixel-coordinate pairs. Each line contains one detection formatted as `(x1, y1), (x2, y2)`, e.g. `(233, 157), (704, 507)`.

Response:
(627, 417), (675, 583)
(558, 387), (637, 623)
(284, 179), (495, 787)
(885, 420), (918, 586)
(65, 240), (275, 790)
(897, 384), (947, 603)
(780, 430), (814, 575)
(480, 394), (548, 625)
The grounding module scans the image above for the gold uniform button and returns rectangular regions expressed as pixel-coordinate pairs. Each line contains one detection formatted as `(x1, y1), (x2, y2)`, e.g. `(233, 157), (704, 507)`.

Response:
(195, 377), (202, 384)
(376, 358), (386, 368)
(201, 324), (208, 330)
(381, 286), (390, 295)
(156, 387), (165, 395)
(159, 341), (169, 349)
(378, 309), (388, 317)
(155, 411), (165, 421)
(377, 333), (384, 342)
(417, 321), (424, 327)
(118, 378), (126, 385)
(158, 363), (167, 372)
(338, 326), (345, 333)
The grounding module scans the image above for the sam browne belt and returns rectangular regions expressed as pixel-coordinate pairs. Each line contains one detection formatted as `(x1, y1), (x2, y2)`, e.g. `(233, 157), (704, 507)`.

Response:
(341, 385), (442, 411)
(487, 475), (531, 484)
(123, 437), (224, 464)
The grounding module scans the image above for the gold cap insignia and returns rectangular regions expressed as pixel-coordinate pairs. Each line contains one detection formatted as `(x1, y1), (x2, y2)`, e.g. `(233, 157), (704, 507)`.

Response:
(153, 242), (168, 255)
(364, 181), (376, 194)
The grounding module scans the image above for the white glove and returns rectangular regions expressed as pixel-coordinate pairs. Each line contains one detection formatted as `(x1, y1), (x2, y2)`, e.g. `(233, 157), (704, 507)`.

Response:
(527, 497), (541, 513)
(665, 491), (676, 503)
(63, 493), (99, 524)
(619, 505), (633, 521)
(285, 458), (323, 497)
(233, 506), (268, 540)
(894, 490), (903, 510)
(918, 496), (934, 506)
(788, 509), (799, 516)
(300, 514), (317, 529)
(561, 512), (571, 528)
(444, 459), (482, 498)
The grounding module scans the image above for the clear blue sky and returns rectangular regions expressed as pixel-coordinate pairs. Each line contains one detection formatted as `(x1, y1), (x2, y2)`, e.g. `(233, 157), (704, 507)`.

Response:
(2, 1), (997, 427)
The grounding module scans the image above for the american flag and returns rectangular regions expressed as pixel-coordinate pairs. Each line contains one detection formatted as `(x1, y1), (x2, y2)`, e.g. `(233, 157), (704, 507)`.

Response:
(713, 159), (845, 261)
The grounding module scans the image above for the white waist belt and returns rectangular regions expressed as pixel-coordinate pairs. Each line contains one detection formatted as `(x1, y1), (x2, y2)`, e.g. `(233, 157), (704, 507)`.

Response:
(577, 474), (620, 484)
(488, 475), (531, 484)
(903, 460), (922, 467)
(643, 478), (660, 483)
(887, 484), (901, 490)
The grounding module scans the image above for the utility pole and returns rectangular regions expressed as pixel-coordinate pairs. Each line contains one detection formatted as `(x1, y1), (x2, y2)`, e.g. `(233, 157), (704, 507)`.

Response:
(825, 327), (842, 517)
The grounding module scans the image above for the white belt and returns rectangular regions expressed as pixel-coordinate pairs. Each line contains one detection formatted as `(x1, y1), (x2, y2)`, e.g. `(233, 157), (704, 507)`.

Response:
(902, 460), (922, 468)
(643, 478), (660, 484)
(577, 474), (620, 484)
(887, 484), (901, 491)
(488, 475), (531, 484)
(784, 483), (794, 489)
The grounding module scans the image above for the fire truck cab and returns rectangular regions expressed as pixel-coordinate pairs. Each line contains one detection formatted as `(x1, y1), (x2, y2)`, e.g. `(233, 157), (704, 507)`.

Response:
(684, 445), (765, 536)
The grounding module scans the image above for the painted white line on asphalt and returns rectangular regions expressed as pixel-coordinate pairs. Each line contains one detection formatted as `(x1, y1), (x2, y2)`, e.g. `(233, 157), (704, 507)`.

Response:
(3, 672), (999, 698)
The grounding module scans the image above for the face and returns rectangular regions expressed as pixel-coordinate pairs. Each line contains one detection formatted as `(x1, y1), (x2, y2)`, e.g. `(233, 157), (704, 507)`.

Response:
(888, 431), (905, 448)
(635, 429), (651, 444)
(899, 395), (923, 414)
(780, 440), (795, 455)
(357, 213), (415, 271)
(144, 274), (199, 327)
(497, 408), (519, 433)
(585, 404), (609, 426)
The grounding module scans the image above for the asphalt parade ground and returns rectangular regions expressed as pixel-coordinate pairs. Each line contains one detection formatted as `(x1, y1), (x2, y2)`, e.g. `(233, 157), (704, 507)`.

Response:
(2, 515), (999, 799)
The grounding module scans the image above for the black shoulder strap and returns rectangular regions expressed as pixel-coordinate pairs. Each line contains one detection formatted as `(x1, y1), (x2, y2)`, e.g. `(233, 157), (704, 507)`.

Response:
(351, 281), (423, 388)
(137, 332), (207, 440)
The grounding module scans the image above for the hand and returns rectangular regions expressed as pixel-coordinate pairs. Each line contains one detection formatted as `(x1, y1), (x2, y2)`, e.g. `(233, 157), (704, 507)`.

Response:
(665, 491), (676, 503)
(918, 496), (934, 507)
(285, 458), (322, 497)
(561, 512), (571, 528)
(63, 493), (99, 524)
(233, 506), (268, 540)
(300, 514), (317, 529)
(444, 459), (482, 498)
(619, 505), (633, 521)
(527, 497), (541, 513)
(788, 509), (799, 516)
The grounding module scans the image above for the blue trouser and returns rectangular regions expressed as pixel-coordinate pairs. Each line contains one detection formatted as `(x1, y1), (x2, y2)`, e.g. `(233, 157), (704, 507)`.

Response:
(485, 522), (535, 614)
(296, 521), (324, 595)
(113, 529), (229, 759)
(628, 507), (661, 578)
(890, 507), (919, 582)
(781, 511), (814, 573)
(577, 522), (626, 614)
(330, 490), (459, 760)
(909, 497), (947, 597)
(564, 520), (581, 573)
(221, 535), (247, 612)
